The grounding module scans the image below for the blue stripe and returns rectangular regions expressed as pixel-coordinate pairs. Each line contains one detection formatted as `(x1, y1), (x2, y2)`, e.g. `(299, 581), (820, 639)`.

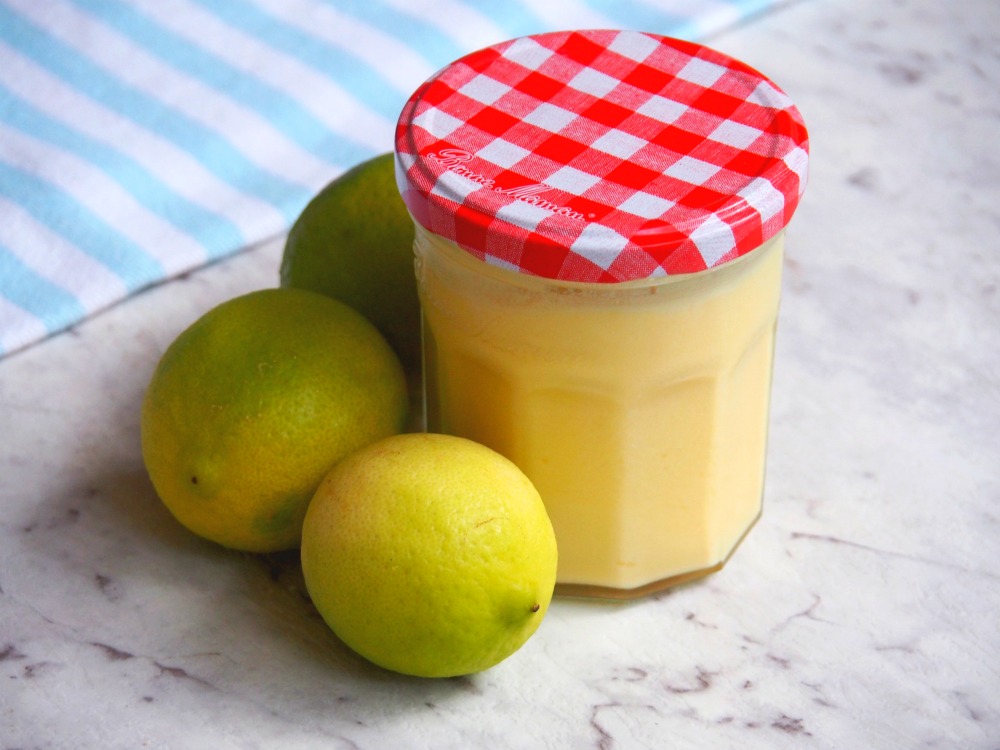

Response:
(723, 0), (786, 25)
(454, 1), (551, 38)
(0, 162), (164, 289)
(329, 0), (471, 66)
(595, 0), (780, 39)
(331, 6), (460, 69)
(0, 245), (87, 331)
(0, 87), (245, 259)
(65, 0), (371, 170)
(188, 0), (417, 120)
(0, 5), (311, 224)
(575, 2), (690, 36)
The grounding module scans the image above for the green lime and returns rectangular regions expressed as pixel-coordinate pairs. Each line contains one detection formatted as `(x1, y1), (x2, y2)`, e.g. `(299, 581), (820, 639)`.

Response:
(141, 288), (408, 552)
(280, 153), (420, 375)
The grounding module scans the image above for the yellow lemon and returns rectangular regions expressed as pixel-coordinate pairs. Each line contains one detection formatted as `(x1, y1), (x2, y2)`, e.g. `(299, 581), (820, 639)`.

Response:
(141, 288), (408, 552)
(280, 153), (420, 375)
(301, 433), (558, 678)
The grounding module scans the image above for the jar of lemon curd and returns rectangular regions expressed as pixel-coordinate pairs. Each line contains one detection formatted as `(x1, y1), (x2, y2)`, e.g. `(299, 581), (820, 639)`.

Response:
(394, 30), (809, 598)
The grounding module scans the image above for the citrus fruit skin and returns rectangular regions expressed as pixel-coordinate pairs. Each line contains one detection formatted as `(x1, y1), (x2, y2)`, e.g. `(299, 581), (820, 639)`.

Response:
(280, 153), (420, 375)
(141, 288), (408, 552)
(301, 433), (558, 678)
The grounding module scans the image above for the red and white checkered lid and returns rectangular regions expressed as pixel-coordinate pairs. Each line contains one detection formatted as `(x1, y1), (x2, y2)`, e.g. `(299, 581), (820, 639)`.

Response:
(395, 30), (809, 282)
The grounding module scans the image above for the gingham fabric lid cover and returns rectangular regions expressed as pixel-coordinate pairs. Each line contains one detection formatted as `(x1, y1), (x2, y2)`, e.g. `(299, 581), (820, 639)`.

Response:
(395, 30), (809, 282)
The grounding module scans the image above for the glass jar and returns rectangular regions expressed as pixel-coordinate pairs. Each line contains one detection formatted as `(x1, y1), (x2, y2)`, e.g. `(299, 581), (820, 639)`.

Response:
(395, 30), (808, 597)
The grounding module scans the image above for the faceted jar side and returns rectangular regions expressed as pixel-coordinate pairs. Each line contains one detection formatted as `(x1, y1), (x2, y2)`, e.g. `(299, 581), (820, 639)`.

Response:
(416, 227), (785, 597)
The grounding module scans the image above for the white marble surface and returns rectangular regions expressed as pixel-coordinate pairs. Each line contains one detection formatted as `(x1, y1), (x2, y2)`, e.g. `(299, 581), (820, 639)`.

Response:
(2, 0), (999, 747)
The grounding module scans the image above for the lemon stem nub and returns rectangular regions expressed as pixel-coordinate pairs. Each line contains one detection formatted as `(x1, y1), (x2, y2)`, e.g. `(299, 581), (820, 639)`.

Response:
(530, 603), (540, 613)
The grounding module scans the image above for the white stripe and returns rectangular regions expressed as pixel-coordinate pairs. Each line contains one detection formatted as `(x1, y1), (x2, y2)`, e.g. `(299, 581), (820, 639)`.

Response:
(8, 0), (329, 188)
(0, 43), (284, 240)
(0, 296), (48, 354)
(0, 125), (205, 275)
(245, 0), (437, 93)
(519, 0), (621, 31)
(0, 196), (129, 311)
(1, 127), (206, 273)
(130, 0), (395, 154)
(630, 0), (753, 38)
(378, 0), (509, 51)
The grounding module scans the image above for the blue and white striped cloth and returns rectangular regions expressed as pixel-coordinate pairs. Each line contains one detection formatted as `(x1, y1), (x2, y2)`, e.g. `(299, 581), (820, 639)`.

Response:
(0, 0), (797, 358)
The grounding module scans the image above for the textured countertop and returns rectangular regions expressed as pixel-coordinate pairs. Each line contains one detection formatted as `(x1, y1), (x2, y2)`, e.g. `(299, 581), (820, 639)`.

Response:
(2, 0), (998, 747)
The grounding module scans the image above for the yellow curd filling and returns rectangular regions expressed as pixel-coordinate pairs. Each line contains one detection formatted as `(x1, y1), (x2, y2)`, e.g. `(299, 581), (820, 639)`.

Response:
(415, 225), (784, 596)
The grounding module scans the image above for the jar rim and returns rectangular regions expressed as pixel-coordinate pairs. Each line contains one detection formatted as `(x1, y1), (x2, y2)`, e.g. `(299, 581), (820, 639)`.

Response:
(415, 223), (785, 298)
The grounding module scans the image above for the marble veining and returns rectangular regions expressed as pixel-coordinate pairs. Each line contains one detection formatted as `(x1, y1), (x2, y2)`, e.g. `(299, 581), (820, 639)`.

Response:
(2, 0), (999, 747)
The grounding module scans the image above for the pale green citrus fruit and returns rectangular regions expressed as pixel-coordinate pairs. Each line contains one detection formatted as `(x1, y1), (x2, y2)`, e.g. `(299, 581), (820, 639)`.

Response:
(301, 432), (558, 678)
(280, 153), (420, 375)
(141, 288), (408, 552)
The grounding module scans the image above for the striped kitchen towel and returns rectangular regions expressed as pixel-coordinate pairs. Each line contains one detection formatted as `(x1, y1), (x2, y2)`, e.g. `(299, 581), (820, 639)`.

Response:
(0, 0), (800, 358)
